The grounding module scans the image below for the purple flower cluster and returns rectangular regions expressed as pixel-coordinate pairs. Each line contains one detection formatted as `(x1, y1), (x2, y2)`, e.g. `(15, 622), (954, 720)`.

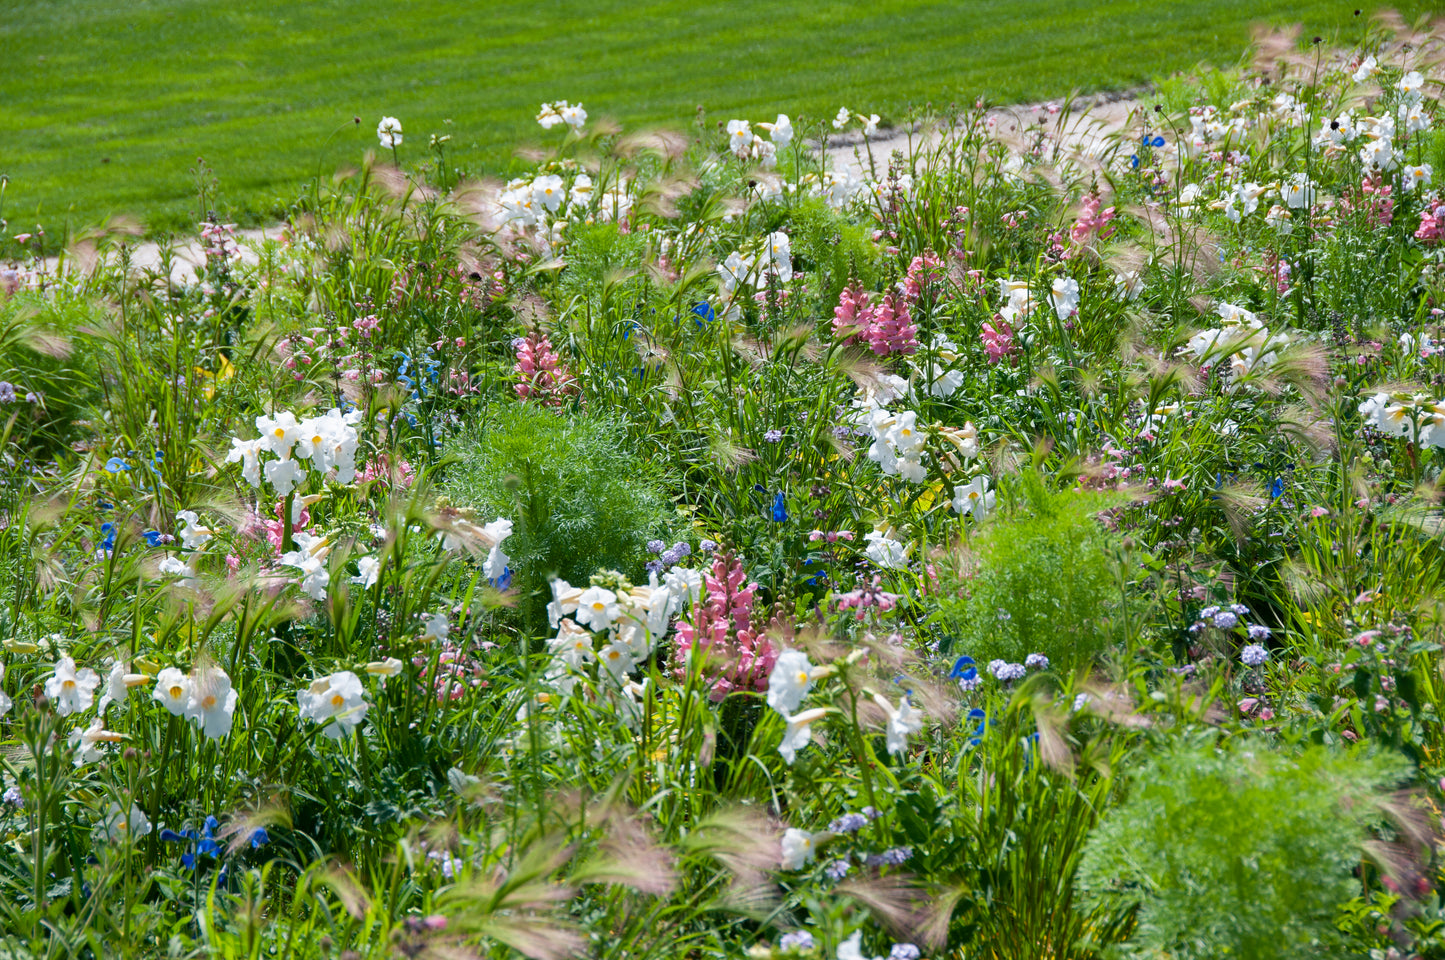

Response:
(889, 946), (921, 960)
(779, 931), (815, 951)
(824, 857), (852, 880)
(646, 540), (693, 574)
(1025, 652), (1049, 670)
(829, 812), (869, 834)
(864, 846), (911, 867)
(1240, 644), (1268, 667)
(988, 659), (1026, 682)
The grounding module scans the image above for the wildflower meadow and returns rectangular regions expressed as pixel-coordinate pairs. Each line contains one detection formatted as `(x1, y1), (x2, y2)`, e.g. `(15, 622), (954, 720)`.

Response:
(6, 12), (1445, 960)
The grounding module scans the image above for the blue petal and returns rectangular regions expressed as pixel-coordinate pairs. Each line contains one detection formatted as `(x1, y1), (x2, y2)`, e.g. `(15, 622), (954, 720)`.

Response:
(771, 492), (788, 523)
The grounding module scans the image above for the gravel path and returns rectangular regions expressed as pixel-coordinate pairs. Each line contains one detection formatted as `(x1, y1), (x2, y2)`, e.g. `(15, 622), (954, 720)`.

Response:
(21, 93), (1146, 284)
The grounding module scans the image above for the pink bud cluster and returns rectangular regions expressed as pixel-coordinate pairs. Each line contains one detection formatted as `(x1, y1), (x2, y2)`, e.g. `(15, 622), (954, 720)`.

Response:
(833, 575), (901, 620)
(357, 454), (416, 489)
(980, 317), (1018, 365)
(671, 553), (777, 701)
(831, 284), (918, 357)
(900, 252), (944, 302)
(199, 221), (239, 264)
(413, 642), (485, 703)
(1417, 197), (1445, 244)
(1345, 175), (1395, 227)
(1070, 192), (1117, 246)
(512, 332), (578, 406)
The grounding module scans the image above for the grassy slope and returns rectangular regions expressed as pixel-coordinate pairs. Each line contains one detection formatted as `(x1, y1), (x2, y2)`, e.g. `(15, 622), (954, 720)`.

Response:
(0, 1), (1420, 237)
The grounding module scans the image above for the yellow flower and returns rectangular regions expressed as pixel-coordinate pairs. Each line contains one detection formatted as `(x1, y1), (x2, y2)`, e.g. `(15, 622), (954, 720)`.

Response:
(193, 354), (236, 401)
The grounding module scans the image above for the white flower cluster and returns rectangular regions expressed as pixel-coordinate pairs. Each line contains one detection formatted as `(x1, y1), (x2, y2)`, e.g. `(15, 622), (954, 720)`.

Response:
(1358, 392), (1445, 447)
(152, 663), (239, 740)
(543, 569), (700, 694)
(536, 100), (587, 131)
(498, 172), (631, 229)
(298, 670), (369, 739)
(911, 334), (965, 398)
(863, 528), (909, 569)
(376, 116), (403, 149)
(1184, 303), (1290, 387)
(1217, 175), (1315, 230)
(714, 231), (792, 318)
(832, 107), (880, 136)
(1317, 70), (1430, 174)
(766, 649), (828, 764)
(725, 114), (792, 167)
(37, 654), (238, 774)
(863, 407), (929, 482)
(227, 408), (363, 498)
(157, 508), (215, 587)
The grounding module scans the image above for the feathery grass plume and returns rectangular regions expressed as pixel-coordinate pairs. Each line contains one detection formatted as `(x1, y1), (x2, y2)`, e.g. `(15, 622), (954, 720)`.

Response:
(440, 835), (583, 960)
(1214, 479), (1269, 544)
(679, 807), (782, 913)
(1126, 201), (1222, 283)
(571, 810), (678, 896)
(837, 873), (951, 951)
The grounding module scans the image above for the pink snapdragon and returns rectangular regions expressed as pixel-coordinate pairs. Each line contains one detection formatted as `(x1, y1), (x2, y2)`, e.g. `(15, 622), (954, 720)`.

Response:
(832, 285), (919, 356)
(980, 317), (1018, 365)
(1070, 192), (1116, 246)
(833, 283), (869, 343)
(1416, 198), (1445, 244)
(866, 290), (918, 357)
(900, 252), (943, 303)
(357, 455), (416, 489)
(512, 332), (578, 406)
(671, 553), (777, 701)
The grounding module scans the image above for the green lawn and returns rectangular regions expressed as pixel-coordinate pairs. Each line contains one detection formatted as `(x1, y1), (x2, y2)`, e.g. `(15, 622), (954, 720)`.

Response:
(0, 1), (1421, 238)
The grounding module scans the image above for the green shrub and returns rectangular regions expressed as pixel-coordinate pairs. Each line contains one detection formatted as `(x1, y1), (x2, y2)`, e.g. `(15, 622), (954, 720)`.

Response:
(442, 406), (680, 633)
(1076, 738), (1409, 960)
(938, 472), (1124, 671)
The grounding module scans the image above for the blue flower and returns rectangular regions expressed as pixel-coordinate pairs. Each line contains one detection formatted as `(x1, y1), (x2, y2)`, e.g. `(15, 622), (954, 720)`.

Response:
(802, 558), (827, 586)
(771, 492), (789, 523)
(691, 301), (715, 325)
(164, 816), (221, 869)
(949, 655), (976, 679)
(99, 522), (116, 552)
(967, 709), (989, 747)
(142, 530), (163, 547)
(249, 827), (269, 848)
(104, 457), (131, 474)
(490, 566), (513, 591)
(1269, 477), (1284, 500)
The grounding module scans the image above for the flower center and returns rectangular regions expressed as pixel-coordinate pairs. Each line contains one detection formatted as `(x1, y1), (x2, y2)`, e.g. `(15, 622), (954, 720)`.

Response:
(170, 685), (184, 699)
(330, 694), (345, 708)
(62, 680), (75, 690)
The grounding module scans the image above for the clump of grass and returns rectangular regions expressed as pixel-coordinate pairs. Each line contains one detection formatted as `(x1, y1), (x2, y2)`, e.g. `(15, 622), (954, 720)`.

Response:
(937, 471), (1126, 671)
(442, 406), (680, 632)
